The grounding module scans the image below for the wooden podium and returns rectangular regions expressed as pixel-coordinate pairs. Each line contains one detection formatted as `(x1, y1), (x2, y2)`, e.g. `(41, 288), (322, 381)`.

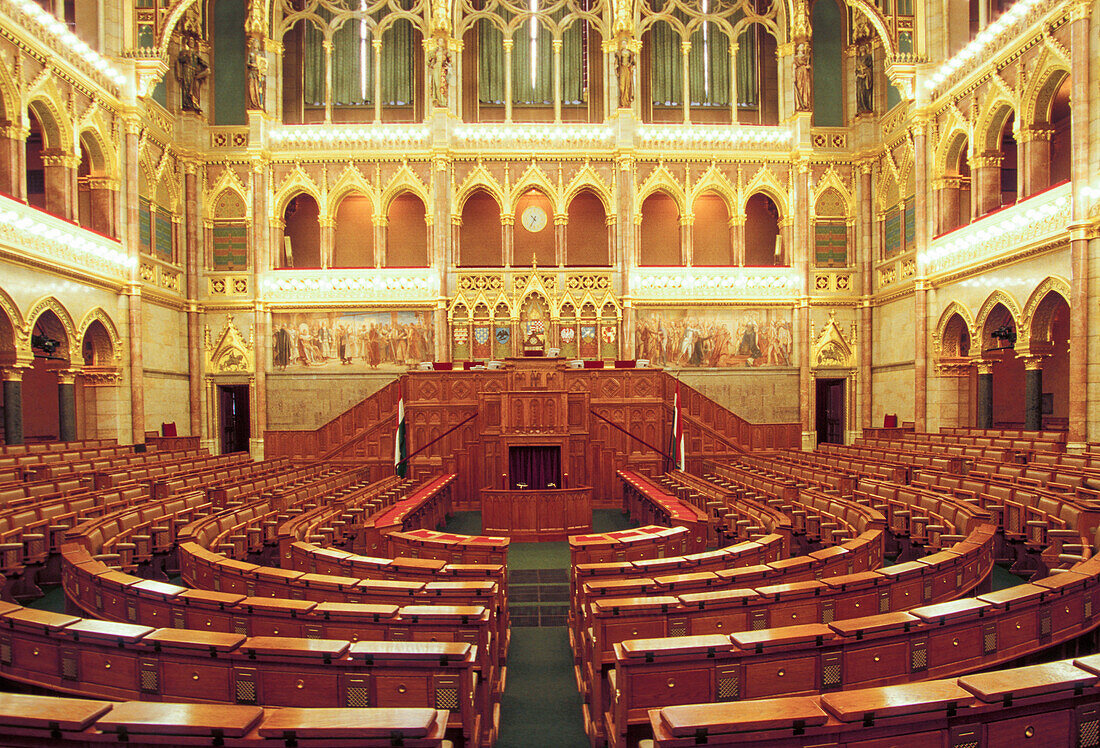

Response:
(481, 486), (593, 541)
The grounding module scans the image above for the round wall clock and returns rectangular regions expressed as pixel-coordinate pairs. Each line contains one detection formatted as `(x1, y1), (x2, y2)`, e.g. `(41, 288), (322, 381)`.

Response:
(521, 205), (548, 233)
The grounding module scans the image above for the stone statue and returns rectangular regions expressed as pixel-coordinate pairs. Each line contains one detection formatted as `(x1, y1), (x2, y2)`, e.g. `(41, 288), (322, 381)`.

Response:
(616, 40), (634, 109)
(855, 49), (873, 114)
(176, 32), (209, 114)
(793, 41), (812, 112)
(246, 35), (267, 111)
(430, 43), (450, 109)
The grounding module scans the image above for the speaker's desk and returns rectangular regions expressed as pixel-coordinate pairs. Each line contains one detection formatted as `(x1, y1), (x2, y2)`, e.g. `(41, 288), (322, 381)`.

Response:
(481, 486), (593, 541)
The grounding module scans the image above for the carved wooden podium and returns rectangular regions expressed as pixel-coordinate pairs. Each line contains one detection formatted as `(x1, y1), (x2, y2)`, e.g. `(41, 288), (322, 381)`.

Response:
(481, 486), (593, 540)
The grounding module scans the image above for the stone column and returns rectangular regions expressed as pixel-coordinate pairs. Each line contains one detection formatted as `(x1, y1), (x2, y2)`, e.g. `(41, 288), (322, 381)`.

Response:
(1, 367), (25, 445)
(319, 217), (335, 269)
(859, 162), (873, 430)
(971, 155), (1001, 217)
(57, 369), (76, 442)
(502, 214), (514, 267)
(912, 119), (930, 431)
(554, 213), (567, 266)
(432, 153), (450, 362)
(1022, 355), (1044, 432)
(252, 160), (269, 458)
(42, 150), (78, 220)
(374, 216), (387, 267)
(87, 177), (118, 237)
(618, 154), (637, 359)
(1068, 0), (1091, 448)
(1020, 129), (1051, 198)
(976, 360), (993, 429)
(184, 164), (202, 440)
(729, 216), (742, 266)
(124, 122), (144, 446)
(0, 125), (24, 199)
(795, 161), (812, 449)
(680, 215), (692, 266)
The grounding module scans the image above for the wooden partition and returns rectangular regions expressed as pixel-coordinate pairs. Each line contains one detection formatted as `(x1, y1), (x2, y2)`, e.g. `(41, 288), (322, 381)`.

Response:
(482, 486), (593, 540)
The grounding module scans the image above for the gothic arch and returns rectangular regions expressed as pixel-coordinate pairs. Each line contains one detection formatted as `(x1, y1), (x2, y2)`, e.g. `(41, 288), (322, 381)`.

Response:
(511, 164), (559, 214)
(742, 165), (788, 217)
(76, 307), (124, 366)
(936, 128), (971, 176)
(77, 125), (117, 181)
(689, 167), (738, 214)
(24, 296), (78, 363)
(26, 92), (73, 154)
(1026, 65), (1070, 126)
(0, 285), (24, 367)
(380, 165), (431, 215)
(454, 164), (505, 216)
(1021, 276), (1071, 349)
(932, 301), (975, 359)
(975, 100), (1016, 155)
(637, 165), (686, 214)
(974, 290), (1022, 355)
(272, 168), (323, 219)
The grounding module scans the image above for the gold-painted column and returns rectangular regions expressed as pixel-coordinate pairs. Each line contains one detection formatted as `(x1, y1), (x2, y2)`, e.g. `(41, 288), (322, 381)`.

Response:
(375, 216), (387, 268)
(912, 115), (930, 432)
(184, 162), (202, 440)
(124, 120), (144, 446)
(252, 159), (269, 457)
(502, 213), (514, 268)
(1068, 0), (1091, 447)
(554, 213), (567, 266)
(503, 39), (514, 123)
(858, 162), (873, 430)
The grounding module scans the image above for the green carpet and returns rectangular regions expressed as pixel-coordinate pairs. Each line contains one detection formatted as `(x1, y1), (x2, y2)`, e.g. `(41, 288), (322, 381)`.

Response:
(437, 509), (639, 746)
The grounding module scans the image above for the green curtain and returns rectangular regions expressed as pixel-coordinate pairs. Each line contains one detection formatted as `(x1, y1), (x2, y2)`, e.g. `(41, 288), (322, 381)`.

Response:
(650, 20), (681, 106)
(381, 19), (415, 105)
(689, 23), (729, 105)
(562, 19), (584, 104)
(332, 16), (370, 104)
(302, 19), (327, 105)
(479, 19), (505, 104)
(736, 24), (757, 107)
(512, 21), (553, 104)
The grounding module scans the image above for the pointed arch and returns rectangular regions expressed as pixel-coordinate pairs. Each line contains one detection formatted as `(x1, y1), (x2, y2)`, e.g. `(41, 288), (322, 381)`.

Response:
(380, 164), (431, 215)
(76, 307), (124, 366)
(974, 290), (1022, 355)
(272, 167), (323, 218)
(974, 99), (1016, 155)
(454, 163), (505, 215)
(510, 163), (559, 214)
(1021, 276), (1071, 348)
(327, 165), (378, 219)
(637, 165), (686, 214)
(563, 164), (613, 213)
(742, 166), (788, 218)
(932, 301), (975, 359)
(24, 296), (78, 362)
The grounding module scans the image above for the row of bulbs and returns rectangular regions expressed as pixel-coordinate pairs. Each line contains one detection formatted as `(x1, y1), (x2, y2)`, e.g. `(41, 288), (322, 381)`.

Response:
(924, 0), (1045, 95)
(0, 198), (134, 272)
(11, 0), (127, 89)
(269, 126), (432, 146)
(637, 270), (800, 291)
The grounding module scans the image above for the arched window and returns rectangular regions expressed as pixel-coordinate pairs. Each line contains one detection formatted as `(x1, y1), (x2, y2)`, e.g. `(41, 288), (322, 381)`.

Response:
(566, 190), (609, 266)
(210, 191), (249, 271)
(333, 195), (374, 268)
(281, 194), (321, 269)
(459, 190), (503, 267)
(77, 132), (115, 237)
(692, 192), (733, 266)
(25, 110), (45, 210)
(387, 192), (428, 267)
(639, 191), (681, 266)
(1047, 75), (1071, 187)
(279, 1), (423, 124)
(744, 193), (782, 266)
(938, 135), (971, 234)
(998, 112), (1017, 207)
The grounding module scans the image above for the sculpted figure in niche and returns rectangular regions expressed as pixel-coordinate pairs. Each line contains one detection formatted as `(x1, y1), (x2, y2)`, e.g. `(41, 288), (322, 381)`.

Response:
(855, 49), (873, 114)
(176, 31), (209, 113)
(793, 41), (812, 112)
(246, 35), (267, 111)
(616, 40), (635, 108)
(430, 44), (451, 108)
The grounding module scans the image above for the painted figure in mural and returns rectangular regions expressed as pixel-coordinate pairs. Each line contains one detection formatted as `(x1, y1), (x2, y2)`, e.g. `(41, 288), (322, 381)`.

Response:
(176, 32), (209, 114)
(738, 320), (762, 361)
(430, 44), (450, 108)
(246, 35), (266, 111)
(616, 40), (635, 108)
(273, 325), (293, 369)
(793, 41), (813, 112)
(855, 50), (874, 114)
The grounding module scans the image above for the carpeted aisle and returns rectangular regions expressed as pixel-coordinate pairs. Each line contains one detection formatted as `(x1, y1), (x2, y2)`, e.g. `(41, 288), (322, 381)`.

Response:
(442, 509), (634, 747)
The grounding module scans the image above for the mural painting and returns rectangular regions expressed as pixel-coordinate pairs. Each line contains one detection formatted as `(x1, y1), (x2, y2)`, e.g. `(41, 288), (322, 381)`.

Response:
(635, 308), (794, 368)
(272, 310), (434, 371)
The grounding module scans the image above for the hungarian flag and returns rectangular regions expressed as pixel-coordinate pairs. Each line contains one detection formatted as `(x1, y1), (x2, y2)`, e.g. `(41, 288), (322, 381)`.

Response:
(671, 380), (685, 472)
(394, 389), (407, 478)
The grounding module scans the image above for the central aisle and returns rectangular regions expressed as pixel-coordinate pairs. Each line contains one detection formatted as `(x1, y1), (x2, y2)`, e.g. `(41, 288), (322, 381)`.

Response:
(443, 509), (636, 747)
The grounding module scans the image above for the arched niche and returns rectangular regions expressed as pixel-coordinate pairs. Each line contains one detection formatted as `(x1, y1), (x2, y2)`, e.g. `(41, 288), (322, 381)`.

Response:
(387, 192), (429, 267)
(639, 191), (681, 266)
(333, 194), (375, 268)
(692, 192), (733, 266)
(459, 189), (503, 267)
(744, 192), (782, 266)
(282, 193), (322, 269)
(513, 188), (555, 267)
(566, 189), (609, 266)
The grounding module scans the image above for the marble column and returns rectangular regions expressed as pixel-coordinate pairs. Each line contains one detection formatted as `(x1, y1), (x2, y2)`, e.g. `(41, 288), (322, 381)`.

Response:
(0, 126), (24, 199)
(971, 155), (1001, 217)
(432, 153), (450, 362)
(42, 149), (77, 220)
(858, 163), (874, 430)
(1068, 0), (1091, 447)
(912, 120), (930, 431)
(617, 154), (636, 359)
(554, 214), (567, 266)
(680, 215), (692, 266)
(87, 177), (118, 237)
(57, 369), (76, 442)
(252, 160), (269, 458)
(184, 164), (202, 440)
(795, 162), (812, 449)
(976, 361), (993, 429)
(1022, 355), (1044, 432)
(502, 214), (514, 267)
(124, 122), (144, 446)
(1021, 129), (1051, 198)
(374, 216), (387, 267)
(319, 217), (335, 269)
(1, 367), (24, 445)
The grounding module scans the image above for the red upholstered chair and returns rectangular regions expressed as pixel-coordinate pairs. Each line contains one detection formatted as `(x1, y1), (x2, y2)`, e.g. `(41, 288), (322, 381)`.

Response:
(160, 422), (177, 437)
(883, 413), (898, 428)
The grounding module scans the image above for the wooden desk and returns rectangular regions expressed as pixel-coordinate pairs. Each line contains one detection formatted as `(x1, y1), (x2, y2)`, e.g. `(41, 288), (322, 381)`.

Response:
(481, 486), (592, 540)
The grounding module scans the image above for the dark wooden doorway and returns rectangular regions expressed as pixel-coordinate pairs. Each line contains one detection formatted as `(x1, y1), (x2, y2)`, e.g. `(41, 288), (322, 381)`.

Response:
(508, 445), (561, 490)
(815, 378), (845, 445)
(218, 384), (251, 454)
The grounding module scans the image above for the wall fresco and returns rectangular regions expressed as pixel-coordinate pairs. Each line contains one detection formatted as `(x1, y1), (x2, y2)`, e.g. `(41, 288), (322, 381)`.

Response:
(635, 307), (794, 368)
(272, 310), (434, 371)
